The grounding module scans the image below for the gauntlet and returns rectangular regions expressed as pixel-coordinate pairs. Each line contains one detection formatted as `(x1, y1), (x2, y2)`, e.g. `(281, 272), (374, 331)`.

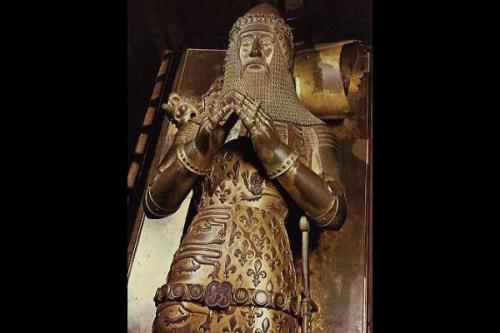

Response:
(143, 94), (238, 218)
(228, 89), (346, 229)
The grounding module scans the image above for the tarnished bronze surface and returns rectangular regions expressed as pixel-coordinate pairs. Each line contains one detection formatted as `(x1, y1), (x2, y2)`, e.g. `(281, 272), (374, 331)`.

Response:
(128, 5), (371, 333)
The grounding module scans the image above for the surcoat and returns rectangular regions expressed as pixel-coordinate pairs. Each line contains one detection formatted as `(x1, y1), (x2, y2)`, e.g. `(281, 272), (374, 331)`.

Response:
(152, 98), (337, 332)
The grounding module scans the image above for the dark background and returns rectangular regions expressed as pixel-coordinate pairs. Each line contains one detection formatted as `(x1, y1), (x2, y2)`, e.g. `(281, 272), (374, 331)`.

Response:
(6, 0), (481, 331)
(128, 0), (373, 167)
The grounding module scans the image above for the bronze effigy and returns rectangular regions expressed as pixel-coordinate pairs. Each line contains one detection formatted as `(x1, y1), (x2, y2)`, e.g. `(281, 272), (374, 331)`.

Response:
(142, 4), (356, 332)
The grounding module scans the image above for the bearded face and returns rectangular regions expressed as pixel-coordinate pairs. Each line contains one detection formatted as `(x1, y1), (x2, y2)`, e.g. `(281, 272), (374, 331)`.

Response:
(238, 26), (275, 78)
(222, 13), (324, 126)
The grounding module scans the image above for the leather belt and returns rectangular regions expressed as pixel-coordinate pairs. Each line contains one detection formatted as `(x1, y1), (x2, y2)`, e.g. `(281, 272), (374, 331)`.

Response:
(154, 281), (300, 318)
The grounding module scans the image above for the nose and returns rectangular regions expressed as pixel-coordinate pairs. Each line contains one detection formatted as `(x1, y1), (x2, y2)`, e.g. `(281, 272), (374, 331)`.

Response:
(250, 37), (262, 58)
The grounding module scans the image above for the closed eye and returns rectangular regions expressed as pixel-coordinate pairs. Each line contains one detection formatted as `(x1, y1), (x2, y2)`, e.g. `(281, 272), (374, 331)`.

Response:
(261, 38), (272, 46)
(241, 36), (253, 47)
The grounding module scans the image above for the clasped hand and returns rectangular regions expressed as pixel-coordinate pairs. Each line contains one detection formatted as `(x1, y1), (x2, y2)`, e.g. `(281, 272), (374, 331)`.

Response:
(224, 89), (288, 165)
(193, 89), (288, 167)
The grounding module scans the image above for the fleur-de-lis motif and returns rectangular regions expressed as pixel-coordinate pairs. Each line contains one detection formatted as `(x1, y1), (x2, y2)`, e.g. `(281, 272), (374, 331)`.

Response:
(278, 237), (291, 258)
(240, 306), (263, 328)
(242, 170), (264, 196)
(223, 255), (237, 280)
(222, 314), (243, 333)
(215, 181), (231, 204)
(247, 259), (267, 287)
(227, 161), (240, 186)
(234, 240), (255, 266)
(267, 202), (286, 217)
(272, 312), (288, 331)
(229, 222), (242, 247)
(239, 207), (258, 229)
(207, 151), (233, 194)
(270, 217), (281, 238)
(252, 227), (271, 251)
(264, 247), (281, 271)
(255, 317), (271, 333)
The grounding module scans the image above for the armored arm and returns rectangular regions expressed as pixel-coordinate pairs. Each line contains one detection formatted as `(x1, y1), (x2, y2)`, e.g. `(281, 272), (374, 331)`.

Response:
(143, 120), (202, 219)
(143, 90), (239, 219)
(229, 90), (346, 229)
(275, 126), (346, 229)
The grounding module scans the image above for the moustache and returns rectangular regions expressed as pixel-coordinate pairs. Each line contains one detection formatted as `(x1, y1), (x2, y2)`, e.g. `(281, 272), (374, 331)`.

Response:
(240, 58), (269, 78)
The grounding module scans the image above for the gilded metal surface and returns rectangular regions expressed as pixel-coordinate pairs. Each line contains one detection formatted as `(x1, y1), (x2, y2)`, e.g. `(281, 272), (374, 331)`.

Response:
(153, 302), (297, 332)
(293, 41), (367, 120)
(162, 93), (202, 126)
(221, 5), (323, 126)
(148, 116), (349, 332)
(150, 134), (309, 331)
(229, 4), (294, 68)
(128, 48), (227, 333)
(128, 5), (371, 333)
(144, 5), (348, 332)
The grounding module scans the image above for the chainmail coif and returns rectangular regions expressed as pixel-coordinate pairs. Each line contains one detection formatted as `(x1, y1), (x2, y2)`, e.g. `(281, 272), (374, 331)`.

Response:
(221, 12), (324, 126)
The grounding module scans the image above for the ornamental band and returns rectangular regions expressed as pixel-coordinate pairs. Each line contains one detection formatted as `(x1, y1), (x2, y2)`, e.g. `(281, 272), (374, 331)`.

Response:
(144, 4), (347, 332)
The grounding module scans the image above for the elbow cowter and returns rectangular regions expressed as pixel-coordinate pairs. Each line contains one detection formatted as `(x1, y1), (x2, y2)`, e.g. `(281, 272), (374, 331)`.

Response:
(308, 180), (347, 230)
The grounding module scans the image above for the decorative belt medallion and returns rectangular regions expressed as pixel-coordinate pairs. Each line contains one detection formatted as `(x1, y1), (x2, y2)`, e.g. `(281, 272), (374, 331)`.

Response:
(171, 283), (185, 299)
(205, 281), (233, 309)
(188, 284), (204, 301)
(234, 287), (250, 304)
